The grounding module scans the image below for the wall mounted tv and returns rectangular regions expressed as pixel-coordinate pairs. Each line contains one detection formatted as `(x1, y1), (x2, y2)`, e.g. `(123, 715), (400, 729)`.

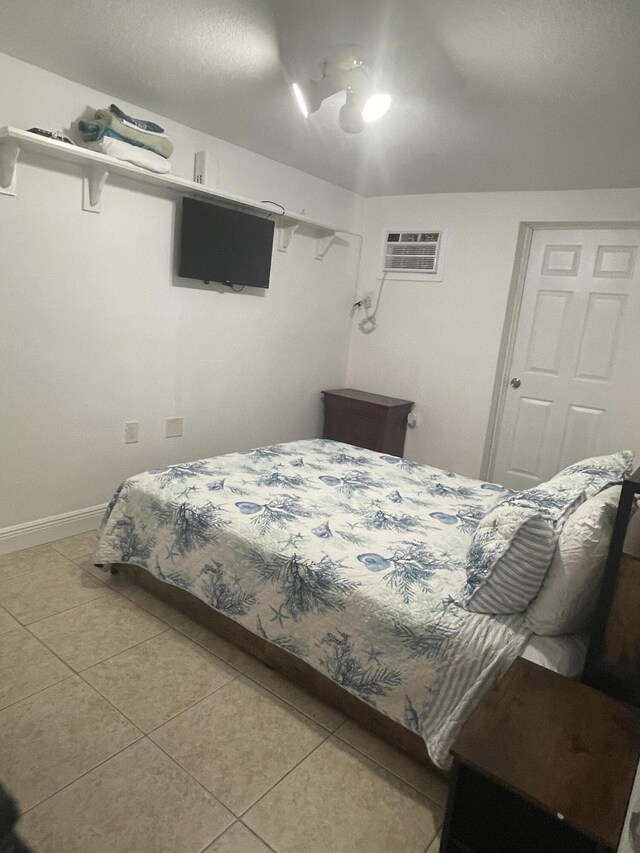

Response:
(179, 197), (275, 289)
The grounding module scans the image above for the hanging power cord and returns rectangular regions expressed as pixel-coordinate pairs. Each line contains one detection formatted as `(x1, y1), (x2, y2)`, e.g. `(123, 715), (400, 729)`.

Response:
(356, 273), (386, 333)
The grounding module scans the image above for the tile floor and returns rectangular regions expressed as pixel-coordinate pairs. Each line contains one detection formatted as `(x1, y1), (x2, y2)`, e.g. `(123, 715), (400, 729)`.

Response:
(0, 534), (446, 853)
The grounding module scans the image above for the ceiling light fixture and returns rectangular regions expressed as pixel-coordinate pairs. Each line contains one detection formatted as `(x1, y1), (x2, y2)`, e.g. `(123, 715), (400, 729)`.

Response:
(292, 45), (391, 134)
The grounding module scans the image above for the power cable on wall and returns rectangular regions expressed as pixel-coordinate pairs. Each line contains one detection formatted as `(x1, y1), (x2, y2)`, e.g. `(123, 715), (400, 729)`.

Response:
(358, 273), (387, 333)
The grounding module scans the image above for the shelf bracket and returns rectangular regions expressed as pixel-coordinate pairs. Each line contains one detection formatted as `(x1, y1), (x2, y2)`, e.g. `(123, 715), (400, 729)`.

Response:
(276, 220), (300, 253)
(314, 231), (338, 260)
(82, 165), (109, 213)
(0, 140), (20, 196)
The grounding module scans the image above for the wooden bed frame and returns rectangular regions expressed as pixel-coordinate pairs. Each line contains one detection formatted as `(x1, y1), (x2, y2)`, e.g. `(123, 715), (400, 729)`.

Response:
(583, 466), (640, 704)
(111, 466), (640, 773)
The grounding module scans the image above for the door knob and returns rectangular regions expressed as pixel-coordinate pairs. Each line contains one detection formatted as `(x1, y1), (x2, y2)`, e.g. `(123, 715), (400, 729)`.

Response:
(510, 377), (521, 388)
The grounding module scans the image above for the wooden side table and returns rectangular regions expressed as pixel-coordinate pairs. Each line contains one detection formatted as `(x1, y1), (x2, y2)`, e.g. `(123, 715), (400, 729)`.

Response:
(321, 388), (414, 457)
(441, 657), (640, 853)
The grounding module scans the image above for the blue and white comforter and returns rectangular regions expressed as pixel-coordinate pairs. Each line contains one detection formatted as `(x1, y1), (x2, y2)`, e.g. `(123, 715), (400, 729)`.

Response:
(96, 439), (531, 767)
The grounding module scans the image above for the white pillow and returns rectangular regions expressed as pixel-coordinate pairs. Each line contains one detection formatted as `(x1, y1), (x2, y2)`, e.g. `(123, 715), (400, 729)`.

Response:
(525, 486), (621, 636)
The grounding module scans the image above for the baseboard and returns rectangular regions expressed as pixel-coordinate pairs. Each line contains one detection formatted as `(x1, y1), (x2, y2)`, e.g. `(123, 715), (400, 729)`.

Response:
(0, 504), (107, 556)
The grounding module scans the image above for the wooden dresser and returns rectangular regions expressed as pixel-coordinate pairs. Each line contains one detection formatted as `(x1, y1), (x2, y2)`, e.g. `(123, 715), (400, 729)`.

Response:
(321, 388), (414, 457)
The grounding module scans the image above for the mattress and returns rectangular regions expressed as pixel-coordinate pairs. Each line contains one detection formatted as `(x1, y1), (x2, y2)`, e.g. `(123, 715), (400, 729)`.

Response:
(96, 439), (532, 768)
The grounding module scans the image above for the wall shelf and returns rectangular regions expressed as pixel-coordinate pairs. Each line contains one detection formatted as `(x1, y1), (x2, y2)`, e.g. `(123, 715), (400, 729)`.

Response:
(0, 126), (356, 257)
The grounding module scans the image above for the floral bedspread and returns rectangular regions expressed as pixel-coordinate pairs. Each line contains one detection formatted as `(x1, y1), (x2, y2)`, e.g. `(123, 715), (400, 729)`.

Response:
(96, 439), (531, 767)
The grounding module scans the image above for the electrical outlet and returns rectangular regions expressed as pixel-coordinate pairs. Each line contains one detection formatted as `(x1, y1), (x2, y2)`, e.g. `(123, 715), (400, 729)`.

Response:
(124, 421), (139, 444)
(165, 416), (184, 438)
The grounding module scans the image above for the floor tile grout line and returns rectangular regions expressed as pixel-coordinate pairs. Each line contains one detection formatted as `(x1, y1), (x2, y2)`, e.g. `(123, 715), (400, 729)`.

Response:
(6, 583), (113, 629)
(75, 637), (246, 738)
(238, 730), (332, 821)
(74, 563), (323, 700)
(35, 624), (173, 677)
(0, 555), (80, 585)
(2, 628), (149, 737)
(192, 818), (280, 853)
(194, 822), (231, 853)
(326, 733), (445, 810)
(143, 669), (331, 743)
(148, 735), (238, 823)
(79, 569), (270, 677)
(150, 702), (332, 824)
(20, 605), (173, 685)
(8, 564), (250, 737)
(237, 818), (280, 853)
(141, 670), (244, 737)
(0, 673), (76, 715)
(331, 726), (447, 807)
(50, 542), (96, 561)
(18, 731), (145, 817)
(83, 570), (346, 733)
(72, 560), (279, 675)
(22, 577), (244, 683)
(241, 667), (345, 734)
(23, 581), (161, 630)
(140, 676), (334, 822)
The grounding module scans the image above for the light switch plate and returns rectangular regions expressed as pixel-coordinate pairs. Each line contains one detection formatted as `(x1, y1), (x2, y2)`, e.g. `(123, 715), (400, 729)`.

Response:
(124, 421), (139, 444)
(165, 416), (184, 438)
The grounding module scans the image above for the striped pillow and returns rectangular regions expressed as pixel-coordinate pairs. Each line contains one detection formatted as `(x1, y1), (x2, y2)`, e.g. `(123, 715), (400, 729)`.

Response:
(461, 476), (588, 614)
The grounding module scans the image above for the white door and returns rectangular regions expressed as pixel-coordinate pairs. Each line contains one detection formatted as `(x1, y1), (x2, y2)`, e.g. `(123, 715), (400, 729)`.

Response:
(492, 228), (640, 490)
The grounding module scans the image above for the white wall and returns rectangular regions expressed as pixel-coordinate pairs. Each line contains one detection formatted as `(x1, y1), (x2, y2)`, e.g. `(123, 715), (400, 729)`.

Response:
(0, 52), (362, 542)
(4, 47), (640, 551)
(346, 188), (640, 478)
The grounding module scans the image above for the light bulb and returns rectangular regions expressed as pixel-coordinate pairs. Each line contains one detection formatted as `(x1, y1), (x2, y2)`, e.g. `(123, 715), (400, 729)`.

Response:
(292, 82), (309, 118)
(362, 93), (391, 123)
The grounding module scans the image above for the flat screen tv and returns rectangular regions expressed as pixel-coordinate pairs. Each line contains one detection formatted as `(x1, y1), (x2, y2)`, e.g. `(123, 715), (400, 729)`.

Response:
(179, 197), (274, 289)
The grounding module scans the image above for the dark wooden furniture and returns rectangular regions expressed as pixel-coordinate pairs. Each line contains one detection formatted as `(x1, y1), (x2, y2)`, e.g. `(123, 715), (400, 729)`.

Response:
(322, 388), (413, 457)
(583, 470), (640, 705)
(441, 657), (640, 853)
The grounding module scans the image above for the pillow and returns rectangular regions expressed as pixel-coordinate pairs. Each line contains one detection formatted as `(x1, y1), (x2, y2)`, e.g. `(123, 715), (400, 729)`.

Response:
(551, 451), (633, 498)
(525, 486), (621, 635)
(460, 475), (588, 614)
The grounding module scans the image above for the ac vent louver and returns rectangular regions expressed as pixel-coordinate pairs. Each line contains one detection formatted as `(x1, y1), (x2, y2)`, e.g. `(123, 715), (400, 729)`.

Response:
(383, 231), (442, 274)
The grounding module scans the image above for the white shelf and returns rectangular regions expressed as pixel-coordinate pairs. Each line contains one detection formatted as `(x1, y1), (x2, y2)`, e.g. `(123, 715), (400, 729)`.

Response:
(0, 126), (355, 257)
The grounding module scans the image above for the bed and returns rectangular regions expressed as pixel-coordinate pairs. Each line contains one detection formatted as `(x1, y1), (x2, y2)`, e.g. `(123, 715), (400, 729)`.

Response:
(94, 438), (619, 768)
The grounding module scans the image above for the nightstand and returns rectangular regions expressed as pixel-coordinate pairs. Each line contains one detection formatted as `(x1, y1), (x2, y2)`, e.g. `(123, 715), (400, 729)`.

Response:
(441, 657), (640, 853)
(321, 388), (414, 457)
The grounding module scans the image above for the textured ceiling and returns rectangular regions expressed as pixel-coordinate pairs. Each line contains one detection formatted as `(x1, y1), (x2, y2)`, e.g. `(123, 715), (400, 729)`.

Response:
(1, 0), (639, 196)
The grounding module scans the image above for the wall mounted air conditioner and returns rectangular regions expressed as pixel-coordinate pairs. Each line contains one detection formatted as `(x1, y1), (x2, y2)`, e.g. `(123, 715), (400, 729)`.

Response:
(380, 228), (447, 281)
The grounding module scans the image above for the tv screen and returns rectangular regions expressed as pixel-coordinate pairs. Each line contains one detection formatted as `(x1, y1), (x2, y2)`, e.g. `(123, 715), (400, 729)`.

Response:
(179, 198), (274, 289)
